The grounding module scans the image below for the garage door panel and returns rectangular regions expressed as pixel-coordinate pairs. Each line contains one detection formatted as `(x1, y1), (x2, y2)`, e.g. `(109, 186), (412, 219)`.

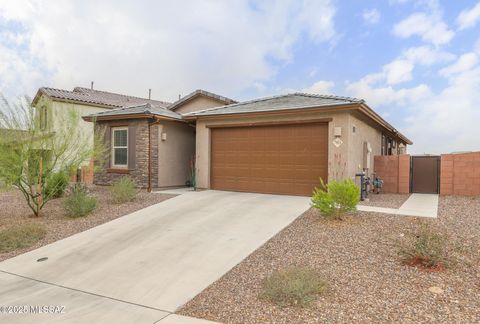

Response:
(211, 123), (328, 196)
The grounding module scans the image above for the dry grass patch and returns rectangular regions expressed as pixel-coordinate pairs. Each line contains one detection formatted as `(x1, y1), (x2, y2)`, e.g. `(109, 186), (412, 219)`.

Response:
(0, 223), (46, 253)
(260, 268), (327, 308)
(398, 223), (453, 271)
(111, 176), (137, 204)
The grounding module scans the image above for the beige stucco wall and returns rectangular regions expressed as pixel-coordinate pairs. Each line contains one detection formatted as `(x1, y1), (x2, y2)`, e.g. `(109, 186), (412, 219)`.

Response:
(173, 96), (227, 115)
(33, 95), (109, 165)
(157, 121), (196, 187)
(195, 110), (353, 189)
(347, 112), (382, 180)
(35, 95), (107, 146)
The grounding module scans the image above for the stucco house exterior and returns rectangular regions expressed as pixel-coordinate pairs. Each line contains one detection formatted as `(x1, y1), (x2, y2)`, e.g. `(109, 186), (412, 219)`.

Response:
(83, 89), (411, 196)
(32, 86), (171, 152)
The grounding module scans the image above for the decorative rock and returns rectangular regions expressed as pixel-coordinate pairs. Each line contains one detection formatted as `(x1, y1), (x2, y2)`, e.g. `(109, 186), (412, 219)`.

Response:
(428, 286), (444, 294)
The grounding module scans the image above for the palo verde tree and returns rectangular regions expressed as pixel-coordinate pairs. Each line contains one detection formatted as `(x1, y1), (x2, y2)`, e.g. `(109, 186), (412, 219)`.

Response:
(0, 95), (105, 217)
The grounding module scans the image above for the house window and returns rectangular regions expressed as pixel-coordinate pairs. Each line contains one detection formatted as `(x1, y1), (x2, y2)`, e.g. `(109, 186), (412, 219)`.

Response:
(381, 135), (386, 155)
(40, 106), (48, 130)
(112, 127), (128, 168)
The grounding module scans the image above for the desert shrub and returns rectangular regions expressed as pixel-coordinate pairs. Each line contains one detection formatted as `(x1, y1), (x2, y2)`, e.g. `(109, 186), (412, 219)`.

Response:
(111, 176), (137, 204)
(0, 223), (46, 253)
(399, 223), (451, 270)
(63, 184), (97, 218)
(45, 171), (70, 198)
(260, 268), (326, 307)
(311, 178), (360, 220)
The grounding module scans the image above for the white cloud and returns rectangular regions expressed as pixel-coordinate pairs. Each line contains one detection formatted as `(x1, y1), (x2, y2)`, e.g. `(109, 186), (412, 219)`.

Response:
(403, 46), (455, 65)
(357, 46), (454, 87)
(0, 0), (337, 101)
(457, 2), (480, 30)
(383, 59), (414, 84)
(0, 43), (43, 99)
(362, 8), (381, 25)
(393, 12), (454, 45)
(346, 76), (431, 107)
(302, 80), (335, 94)
(347, 49), (480, 154)
(404, 64), (480, 154)
(439, 53), (478, 76)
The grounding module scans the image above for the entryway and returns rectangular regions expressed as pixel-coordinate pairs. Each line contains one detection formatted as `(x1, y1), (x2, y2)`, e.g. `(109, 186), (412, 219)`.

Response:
(410, 156), (440, 194)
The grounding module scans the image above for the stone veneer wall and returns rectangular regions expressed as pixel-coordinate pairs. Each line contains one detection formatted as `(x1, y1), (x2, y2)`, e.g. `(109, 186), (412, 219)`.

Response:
(94, 119), (158, 188)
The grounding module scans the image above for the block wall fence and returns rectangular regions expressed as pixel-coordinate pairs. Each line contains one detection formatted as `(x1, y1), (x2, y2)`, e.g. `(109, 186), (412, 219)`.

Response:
(70, 159), (94, 185)
(374, 152), (480, 196)
(373, 155), (410, 194)
(440, 152), (480, 196)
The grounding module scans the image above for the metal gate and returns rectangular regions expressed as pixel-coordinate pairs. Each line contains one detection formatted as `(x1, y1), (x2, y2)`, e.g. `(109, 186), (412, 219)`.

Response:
(410, 156), (440, 194)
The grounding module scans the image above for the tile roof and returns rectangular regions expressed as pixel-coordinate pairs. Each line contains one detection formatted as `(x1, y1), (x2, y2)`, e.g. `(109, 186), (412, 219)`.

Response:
(85, 103), (182, 120)
(34, 87), (171, 109)
(168, 89), (237, 111)
(186, 93), (363, 116)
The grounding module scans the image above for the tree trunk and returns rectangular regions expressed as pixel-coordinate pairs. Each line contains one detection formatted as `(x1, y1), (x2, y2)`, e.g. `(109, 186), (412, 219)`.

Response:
(35, 156), (43, 217)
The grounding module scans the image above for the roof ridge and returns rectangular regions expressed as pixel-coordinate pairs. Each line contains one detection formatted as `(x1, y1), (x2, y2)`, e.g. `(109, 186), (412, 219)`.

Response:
(43, 86), (88, 95)
(74, 87), (171, 105)
(183, 93), (297, 116)
(293, 92), (364, 103)
(92, 103), (157, 116)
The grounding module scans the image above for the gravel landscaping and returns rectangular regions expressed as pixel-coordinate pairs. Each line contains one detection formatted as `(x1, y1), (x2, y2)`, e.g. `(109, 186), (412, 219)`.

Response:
(0, 186), (175, 262)
(179, 195), (480, 323)
(358, 192), (410, 208)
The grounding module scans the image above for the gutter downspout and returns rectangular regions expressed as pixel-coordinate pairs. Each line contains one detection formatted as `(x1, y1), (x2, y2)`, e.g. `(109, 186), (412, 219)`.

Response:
(148, 121), (152, 192)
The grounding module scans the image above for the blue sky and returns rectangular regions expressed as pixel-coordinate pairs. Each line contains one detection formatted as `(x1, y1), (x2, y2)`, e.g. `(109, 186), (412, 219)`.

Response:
(1, 0), (480, 153)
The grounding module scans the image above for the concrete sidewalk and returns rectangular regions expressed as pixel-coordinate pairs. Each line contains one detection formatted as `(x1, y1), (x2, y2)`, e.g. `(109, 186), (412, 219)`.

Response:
(0, 271), (220, 323)
(358, 193), (439, 218)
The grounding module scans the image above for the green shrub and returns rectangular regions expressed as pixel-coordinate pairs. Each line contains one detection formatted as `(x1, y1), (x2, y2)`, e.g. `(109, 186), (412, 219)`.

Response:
(311, 178), (360, 220)
(45, 171), (70, 198)
(111, 176), (137, 204)
(260, 268), (326, 307)
(399, 223), (451, 270)
(63, 184), (97, 218)
(0, 223), (46, 253)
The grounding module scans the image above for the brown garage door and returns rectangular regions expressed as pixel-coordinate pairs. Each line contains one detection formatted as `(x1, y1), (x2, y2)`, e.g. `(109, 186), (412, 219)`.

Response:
(210, 122), (328, 196)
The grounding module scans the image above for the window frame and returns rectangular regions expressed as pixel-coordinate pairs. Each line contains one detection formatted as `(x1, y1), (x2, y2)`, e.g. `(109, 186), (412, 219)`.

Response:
(40, 106), (48, 130)
(111, 127), (128, 169)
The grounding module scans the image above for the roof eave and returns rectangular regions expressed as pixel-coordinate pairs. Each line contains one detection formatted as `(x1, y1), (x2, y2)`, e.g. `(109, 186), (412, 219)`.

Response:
(169, 91), (237, 111)
(359, 103), (413, 145)
(83, 113), (184, 123)
(185, 102), (412, 145)
(186, 103), (359, 120)
(31, 88), (48, 106)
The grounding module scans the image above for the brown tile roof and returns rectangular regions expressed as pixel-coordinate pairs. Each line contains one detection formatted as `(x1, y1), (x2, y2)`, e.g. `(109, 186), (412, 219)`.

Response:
(33, 87), (171, 109)
(84, 103), (182, 121)
(168, 89), (236, 111)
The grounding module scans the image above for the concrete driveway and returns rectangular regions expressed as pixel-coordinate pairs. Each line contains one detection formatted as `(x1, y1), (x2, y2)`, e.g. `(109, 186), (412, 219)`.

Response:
(0, 190), (309, 323)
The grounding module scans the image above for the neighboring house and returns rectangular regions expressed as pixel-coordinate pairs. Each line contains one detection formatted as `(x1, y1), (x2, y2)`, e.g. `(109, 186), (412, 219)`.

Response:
(31, 87), (171, 152)
(83, 90), (411, 196)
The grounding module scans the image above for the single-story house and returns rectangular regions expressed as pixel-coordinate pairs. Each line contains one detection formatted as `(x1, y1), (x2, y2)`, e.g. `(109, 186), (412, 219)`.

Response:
(83, 90), (411, 196)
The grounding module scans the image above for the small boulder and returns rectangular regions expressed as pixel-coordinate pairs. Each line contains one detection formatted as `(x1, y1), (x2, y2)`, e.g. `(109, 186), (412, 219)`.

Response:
(428, 286), (444, 294)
